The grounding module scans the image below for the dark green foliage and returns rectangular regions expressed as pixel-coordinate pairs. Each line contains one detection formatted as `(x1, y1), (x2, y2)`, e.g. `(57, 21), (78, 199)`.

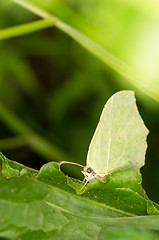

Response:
(0, 153), (159, 239)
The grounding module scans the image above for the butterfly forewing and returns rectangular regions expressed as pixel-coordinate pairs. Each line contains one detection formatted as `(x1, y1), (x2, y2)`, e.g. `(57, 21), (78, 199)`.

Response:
(86, 91), (149, 177)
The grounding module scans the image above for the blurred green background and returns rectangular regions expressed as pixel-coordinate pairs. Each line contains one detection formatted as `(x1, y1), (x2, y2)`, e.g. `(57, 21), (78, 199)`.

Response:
(0, 0), (159, 203)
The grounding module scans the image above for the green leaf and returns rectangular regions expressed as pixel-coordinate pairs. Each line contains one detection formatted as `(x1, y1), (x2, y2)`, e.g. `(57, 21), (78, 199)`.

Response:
(13, 227), (159, 240)
(1, 152), (20, 178)
(5, 0), (159, 102)
(0, 153), (158, 240)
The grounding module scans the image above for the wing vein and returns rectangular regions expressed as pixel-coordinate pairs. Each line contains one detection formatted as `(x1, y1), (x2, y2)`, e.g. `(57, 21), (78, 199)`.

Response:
(106, 125), (111, 173)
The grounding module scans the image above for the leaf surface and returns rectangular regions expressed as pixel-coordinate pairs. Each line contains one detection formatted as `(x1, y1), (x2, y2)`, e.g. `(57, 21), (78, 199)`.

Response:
(0, 153), (158, 240)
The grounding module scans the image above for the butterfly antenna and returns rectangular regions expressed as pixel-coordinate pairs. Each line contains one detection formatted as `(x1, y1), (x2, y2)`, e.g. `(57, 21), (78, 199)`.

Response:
(58, 161), (84, 168)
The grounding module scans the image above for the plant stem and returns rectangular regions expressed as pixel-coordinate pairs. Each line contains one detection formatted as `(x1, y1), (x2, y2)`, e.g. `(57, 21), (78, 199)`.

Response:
(0, 19), (57, 40)
(0, 102), (73, 162)
(0, 136), (27, 150)
(9, 0), (159, 102)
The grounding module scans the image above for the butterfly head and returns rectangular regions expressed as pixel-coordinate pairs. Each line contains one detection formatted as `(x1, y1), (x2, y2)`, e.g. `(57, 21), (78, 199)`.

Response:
(81, 166), (96, 181)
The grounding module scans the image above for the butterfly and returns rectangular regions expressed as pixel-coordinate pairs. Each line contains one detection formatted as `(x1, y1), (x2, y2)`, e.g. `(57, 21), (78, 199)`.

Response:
(59, 91), (149, 189)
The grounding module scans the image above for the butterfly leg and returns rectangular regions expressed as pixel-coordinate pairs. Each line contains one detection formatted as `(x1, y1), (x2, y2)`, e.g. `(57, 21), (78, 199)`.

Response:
(79, 178), (89, 191)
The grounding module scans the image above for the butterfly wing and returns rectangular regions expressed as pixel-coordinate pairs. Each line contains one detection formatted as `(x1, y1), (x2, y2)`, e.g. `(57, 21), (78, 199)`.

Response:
(86, 91), (149, 176)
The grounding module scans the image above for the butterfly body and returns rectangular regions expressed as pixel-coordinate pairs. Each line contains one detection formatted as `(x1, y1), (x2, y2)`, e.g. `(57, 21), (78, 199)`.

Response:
(58, 91), (149, 190)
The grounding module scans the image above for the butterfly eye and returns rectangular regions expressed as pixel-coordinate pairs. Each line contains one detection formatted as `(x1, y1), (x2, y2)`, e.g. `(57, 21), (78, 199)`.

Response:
(87, 168), (92, 173)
